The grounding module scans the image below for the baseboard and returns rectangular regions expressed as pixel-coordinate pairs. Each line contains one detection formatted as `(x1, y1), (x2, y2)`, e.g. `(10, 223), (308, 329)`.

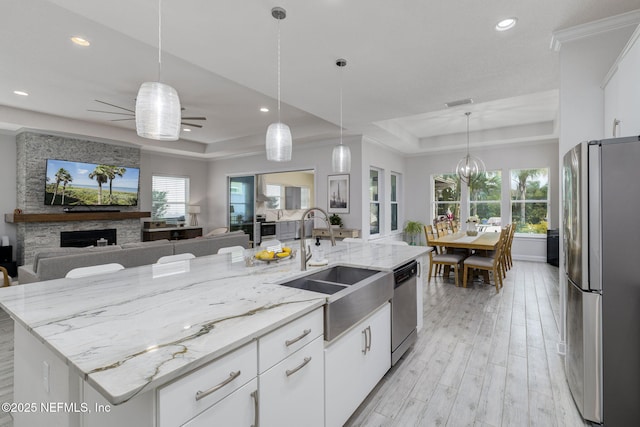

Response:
(512, 255), (547, 262)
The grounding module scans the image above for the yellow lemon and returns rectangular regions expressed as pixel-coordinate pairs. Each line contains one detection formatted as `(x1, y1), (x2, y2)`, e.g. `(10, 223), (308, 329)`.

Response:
(282, 246), (292, 253)
(276, 252), (289, 258)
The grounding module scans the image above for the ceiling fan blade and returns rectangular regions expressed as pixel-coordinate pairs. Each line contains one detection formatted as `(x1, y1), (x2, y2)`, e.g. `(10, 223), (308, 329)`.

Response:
(181, 117), (207, 121)
(110, 118), (135, 122)
(181, 122), (203, 128)
(87, 109), (135, 116)
(95, 99), (135, 113)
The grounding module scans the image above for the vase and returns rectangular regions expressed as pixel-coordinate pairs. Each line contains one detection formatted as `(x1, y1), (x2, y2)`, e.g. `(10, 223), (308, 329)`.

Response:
(466, 223), (478, 236)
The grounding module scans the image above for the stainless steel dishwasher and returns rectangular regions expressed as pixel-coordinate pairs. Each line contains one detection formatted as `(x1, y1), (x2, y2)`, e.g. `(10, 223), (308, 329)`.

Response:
(391, 260), (418, 365)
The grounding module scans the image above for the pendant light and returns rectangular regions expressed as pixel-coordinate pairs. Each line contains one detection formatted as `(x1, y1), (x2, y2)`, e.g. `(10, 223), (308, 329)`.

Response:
(265, 7), (292, 162)
(135, 0), (181, 141)
(332, 58), (351, 173)
(455, 112), (485, 185)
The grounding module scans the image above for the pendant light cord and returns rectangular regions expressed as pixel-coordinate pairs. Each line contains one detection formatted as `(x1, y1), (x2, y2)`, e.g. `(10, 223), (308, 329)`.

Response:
(339, 65), (343, 145)
(277, 18), (281, 124)
(466, 112), (471, 156)
(157, 0), (162, 82)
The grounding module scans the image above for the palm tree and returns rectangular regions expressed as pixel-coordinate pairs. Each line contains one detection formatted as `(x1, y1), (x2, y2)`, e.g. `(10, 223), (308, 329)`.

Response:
(50, 168), (70, 205)
(88, 165), (109, 205)
(60, 171), (73, 205)
(104, 166), (126, 204)
(513, 169), (541, 227)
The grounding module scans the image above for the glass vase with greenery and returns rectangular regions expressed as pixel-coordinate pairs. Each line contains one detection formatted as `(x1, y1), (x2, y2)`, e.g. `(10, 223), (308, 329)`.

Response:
(329, 214), (343, 228)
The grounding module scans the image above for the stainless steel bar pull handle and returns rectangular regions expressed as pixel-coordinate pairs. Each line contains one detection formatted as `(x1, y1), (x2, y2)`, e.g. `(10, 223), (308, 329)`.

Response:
(362, 328), (368, 354)
(613, 118), (620, 137)
(365, 326), (372, 353)
(285, 328), (311, 347)
(285, 357), (312, 377)
(195, 370), (241, 401)
(250, 390), (259, 427)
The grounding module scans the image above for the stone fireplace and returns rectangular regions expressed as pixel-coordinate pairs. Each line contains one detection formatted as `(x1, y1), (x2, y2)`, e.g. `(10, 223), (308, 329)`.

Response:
(60, 228), (117, 247)
(13, 132), (146, 266)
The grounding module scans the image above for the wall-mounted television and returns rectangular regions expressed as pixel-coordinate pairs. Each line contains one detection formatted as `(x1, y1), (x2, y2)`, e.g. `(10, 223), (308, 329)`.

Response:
(45, 159), (140, 206)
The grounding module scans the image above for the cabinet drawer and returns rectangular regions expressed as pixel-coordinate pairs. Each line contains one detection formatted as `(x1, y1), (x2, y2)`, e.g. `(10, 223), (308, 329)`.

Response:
(259, 308), (323, 373)
(157, 341), (257, 427)
(260, 336), (325, 427)
(183, 378), (258, 427)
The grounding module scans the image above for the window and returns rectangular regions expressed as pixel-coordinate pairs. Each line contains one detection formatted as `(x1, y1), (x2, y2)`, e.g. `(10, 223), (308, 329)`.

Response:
(469, 170), (502, 225)
(390, 173), (400, 231)
(432, 173), (461, 222)
(369, 168), (381, 235)
(510, 168), (549, 234)
(152, 175), (189, 220)
(266, 184), (282, 209)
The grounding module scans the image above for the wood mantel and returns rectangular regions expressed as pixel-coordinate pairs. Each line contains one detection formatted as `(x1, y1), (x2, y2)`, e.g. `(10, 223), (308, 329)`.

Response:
(5, 212), (151, 223)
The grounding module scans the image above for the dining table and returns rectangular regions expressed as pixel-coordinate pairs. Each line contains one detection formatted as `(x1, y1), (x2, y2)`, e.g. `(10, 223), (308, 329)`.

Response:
(429, 231), (502, 285)
(430, 231), (501, 252)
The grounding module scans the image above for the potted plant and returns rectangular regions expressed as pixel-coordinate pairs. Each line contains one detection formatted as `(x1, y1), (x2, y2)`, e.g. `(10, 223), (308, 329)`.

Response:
(329, 213), (343, 228)
(403, 220), (424, 245)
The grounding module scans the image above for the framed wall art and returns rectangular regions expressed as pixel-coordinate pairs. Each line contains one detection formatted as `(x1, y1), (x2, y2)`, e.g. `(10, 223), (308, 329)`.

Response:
(327, 174), (349, 213)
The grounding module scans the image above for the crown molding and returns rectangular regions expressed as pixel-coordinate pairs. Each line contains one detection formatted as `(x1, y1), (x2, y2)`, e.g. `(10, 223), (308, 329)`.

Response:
(550, 9), (640, 51)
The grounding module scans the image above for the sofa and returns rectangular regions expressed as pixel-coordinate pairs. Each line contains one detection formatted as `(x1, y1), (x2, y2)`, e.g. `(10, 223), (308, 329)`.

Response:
(18, 231), (250, 284)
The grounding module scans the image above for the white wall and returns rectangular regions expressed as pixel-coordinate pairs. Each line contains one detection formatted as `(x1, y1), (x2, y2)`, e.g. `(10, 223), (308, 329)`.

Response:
(139, 151), (210, 229)
(208, 136), (362, 230)
(556, 24), (637, 347)
(361, 137), (407, 241)
(405, 140), (559, 258)
(0, 132), (17, 259)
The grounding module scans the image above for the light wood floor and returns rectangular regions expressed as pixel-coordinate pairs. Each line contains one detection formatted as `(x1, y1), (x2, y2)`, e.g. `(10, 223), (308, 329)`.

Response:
(346, 261), (587, 427)
(0, 261), (585, 427)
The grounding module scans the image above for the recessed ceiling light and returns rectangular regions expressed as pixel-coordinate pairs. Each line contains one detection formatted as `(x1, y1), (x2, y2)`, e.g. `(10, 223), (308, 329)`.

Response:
(260, 107), (269, 113)
(70, 36), (90, 47)
(182, 128), (191, 132)
(495, 18), (517, 31)
(13, 90), (29, 96)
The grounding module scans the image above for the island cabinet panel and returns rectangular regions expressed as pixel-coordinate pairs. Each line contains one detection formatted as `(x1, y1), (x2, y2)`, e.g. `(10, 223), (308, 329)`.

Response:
(182, 379), (257, 427)
(325, 303), (391, 427)
(259, 307), (323, 372)
(157, 341), (257, 427)
(259, 336), (325, 427)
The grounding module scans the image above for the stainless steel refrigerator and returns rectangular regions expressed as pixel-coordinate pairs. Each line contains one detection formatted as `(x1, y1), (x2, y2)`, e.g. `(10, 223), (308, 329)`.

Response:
(562, 135), (640, 426)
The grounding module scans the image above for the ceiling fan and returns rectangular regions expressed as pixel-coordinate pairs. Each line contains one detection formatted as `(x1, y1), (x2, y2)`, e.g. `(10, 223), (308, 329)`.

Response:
(88, 99), (207, 128)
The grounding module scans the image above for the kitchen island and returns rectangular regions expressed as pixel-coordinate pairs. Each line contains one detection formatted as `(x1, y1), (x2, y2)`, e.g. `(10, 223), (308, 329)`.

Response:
(0, 241), (427, 426)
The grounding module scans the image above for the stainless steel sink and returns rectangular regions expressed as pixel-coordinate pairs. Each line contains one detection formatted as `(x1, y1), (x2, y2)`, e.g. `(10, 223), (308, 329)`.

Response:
(279, 278), (347, 295)
(278, 265), (393, 341)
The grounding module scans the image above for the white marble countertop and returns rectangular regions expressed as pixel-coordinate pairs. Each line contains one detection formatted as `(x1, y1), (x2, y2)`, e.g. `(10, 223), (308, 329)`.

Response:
(0, 241), (427, 405)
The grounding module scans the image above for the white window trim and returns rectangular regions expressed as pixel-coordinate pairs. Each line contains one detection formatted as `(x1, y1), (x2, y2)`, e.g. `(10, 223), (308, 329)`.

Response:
(152, 174), (190, 221)
(509, 167), (550, 236)
(369, 167), (382, 237)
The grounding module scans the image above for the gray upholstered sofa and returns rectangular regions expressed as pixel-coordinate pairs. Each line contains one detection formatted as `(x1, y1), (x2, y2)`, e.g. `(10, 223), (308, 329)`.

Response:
(18, 231), (250, 284)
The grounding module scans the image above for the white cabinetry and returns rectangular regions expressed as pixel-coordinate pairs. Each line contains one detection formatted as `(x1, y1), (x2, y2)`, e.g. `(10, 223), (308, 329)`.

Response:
(157, 341), (257, 427)
(259, 308), (324, 427)
(603, 26), (640, 138)
(183, 379), (257, 427)
(325, 303), (391, 427)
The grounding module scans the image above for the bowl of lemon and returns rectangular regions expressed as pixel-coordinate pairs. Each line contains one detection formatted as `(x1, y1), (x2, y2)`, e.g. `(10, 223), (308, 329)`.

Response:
(254, 246), (293, 263)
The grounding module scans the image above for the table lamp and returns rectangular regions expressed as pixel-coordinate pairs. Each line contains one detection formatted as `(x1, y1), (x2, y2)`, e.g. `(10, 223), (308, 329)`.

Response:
(187, 205), (201, 226)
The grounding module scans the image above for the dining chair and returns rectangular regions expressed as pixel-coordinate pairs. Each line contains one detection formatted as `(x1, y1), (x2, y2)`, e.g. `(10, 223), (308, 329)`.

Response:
(424, 226), (465, 285)
(65, 263), (125, 279)
(1, 266), (10, 287)
(156, 253), (196, 264)
(462, 228), (508, 292)
(505, 222), (516, 270)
